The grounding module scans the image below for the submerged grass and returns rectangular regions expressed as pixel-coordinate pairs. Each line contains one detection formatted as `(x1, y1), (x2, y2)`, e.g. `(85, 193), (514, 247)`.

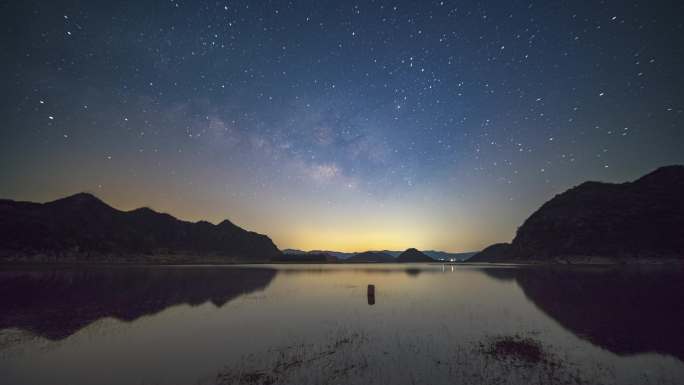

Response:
(211, 329), (675, 385)
(215, 330), (369, 385)
(481, 334), (546, 365)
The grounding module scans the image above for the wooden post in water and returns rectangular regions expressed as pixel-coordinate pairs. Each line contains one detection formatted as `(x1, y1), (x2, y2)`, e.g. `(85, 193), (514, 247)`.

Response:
(367, 284), (375, 305)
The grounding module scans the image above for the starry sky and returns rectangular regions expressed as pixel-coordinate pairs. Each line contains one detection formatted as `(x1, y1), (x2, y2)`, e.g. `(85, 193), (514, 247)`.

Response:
(1, 0), (683, 252)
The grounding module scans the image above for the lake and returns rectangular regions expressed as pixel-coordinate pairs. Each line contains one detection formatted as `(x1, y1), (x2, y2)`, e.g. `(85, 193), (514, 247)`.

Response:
(1, 263), (683, 385)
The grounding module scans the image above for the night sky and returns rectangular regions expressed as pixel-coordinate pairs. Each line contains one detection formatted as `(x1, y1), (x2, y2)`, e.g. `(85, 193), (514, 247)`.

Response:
(1, 1), (683, 252)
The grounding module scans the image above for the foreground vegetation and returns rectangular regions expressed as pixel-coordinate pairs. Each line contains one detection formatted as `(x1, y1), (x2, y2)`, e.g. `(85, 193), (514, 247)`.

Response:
(206, 329), (677, 385)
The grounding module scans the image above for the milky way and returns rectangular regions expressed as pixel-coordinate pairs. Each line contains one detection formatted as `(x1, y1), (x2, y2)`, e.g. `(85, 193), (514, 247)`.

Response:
(1, 1), (683, 252)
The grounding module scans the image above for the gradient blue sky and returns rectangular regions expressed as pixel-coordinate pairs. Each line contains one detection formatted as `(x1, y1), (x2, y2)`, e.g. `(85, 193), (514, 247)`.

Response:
(2, 0), (683, 251)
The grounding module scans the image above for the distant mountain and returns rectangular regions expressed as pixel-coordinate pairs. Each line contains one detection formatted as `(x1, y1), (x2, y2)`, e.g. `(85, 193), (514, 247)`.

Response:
(396, 248), (435, 262)
(377, 250), (402, 258)
(470, 165), (684, 263)
(0, 193), (281, 263)
(283, 249), (353, 260)
(273, 252), (338, 263)
(283, 248), (306, 254)
(345, 251), (395, 263)
(312, 250), (355, 259)
(284, 248), (474, 261)
(468, 244), (513, 263)
(423, 250), (476, 261)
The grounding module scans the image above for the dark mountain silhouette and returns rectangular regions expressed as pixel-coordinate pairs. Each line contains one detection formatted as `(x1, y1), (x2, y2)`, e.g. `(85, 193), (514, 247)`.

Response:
(283, 248), (310, 254)
(0, 266), (277, 340)
(482, 266), (684, 361)
(345, 251), (395, 263)
(0, 193), (281, 263)
(283, 248), (474, 261)
(422, 250), (476, 261)
(272, 252), (338, 263)
(283, 249), (352, 260)
(396, 248), (435, 262)
(468, 243), (514, 263)
(470, 165), (684, 262)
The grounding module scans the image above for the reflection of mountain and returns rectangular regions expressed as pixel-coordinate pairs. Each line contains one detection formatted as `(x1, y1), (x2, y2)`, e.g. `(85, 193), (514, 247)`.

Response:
(483, 266), (684, 361)
(0, 267), (277, 340)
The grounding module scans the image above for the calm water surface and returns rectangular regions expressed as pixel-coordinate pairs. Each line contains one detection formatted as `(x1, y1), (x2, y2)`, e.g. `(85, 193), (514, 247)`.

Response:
(1, 264), (683, 385)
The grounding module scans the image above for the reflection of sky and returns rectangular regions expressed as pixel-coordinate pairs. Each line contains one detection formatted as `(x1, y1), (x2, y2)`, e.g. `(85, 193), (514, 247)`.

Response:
(2, 1), (683, 251)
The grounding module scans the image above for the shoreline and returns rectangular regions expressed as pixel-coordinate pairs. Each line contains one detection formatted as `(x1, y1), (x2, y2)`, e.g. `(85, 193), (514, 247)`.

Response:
(1, 259), (683, 268)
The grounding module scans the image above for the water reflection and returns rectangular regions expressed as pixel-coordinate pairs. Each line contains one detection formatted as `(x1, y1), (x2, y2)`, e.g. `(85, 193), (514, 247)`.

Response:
(0, 263), (682, 385)
(0, 266), (276, 340)
(0, 264), (447, 342)
(483, 265), (684, 361)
